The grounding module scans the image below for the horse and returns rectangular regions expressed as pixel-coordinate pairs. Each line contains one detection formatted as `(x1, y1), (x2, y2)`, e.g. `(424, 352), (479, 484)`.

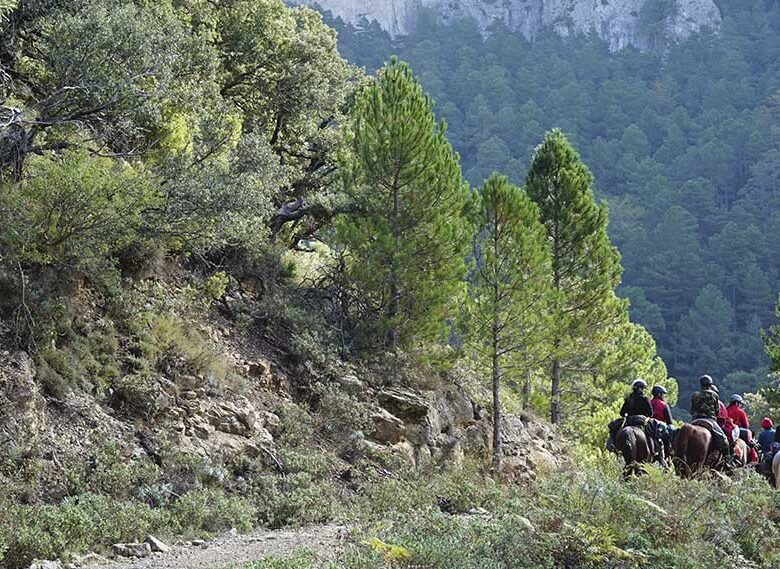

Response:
(773, 452), (780, 489)
(733, 438), (749, 468)
(614, 425), (654, 477)
(672, 423), (713, 478)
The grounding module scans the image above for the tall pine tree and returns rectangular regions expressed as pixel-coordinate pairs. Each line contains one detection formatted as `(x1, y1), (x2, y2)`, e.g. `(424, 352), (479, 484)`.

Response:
(469, 173), (551, 465)
(525, 130), (623, 424)
(335, 59), (472, 351)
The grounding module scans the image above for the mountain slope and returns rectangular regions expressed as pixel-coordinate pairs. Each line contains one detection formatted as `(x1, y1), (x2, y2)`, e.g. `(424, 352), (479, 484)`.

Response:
(295, 0), (722, 49)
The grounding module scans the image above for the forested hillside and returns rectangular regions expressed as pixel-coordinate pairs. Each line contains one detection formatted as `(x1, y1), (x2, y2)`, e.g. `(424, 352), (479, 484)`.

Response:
(3, 1), (780, 567)
(326, 0), (780, 405)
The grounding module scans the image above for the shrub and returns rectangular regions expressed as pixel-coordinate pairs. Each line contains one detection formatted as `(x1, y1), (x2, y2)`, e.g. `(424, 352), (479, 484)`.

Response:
(1, 494), (170, 569)
(251, 472), (341, 528)
(273, 401), (317, 448)
(170, 488), (256, 535)
(90, 444), (161, 500)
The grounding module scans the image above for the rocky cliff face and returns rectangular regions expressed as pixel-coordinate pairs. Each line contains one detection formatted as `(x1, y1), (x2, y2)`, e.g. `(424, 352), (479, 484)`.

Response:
(296, 0), (721, 50)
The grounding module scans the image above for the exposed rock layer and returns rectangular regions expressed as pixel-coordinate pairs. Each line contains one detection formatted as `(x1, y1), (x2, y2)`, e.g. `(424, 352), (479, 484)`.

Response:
(295, 0), (721, 50)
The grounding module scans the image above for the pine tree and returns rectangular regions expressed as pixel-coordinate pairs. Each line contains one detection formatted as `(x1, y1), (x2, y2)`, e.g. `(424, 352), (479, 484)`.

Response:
(469, 173), (551, 465)
(525, 130), (623, 424)
(677, 284), (736, 380)
(335, 58), (472, 351)
(763, 294), (780, 373)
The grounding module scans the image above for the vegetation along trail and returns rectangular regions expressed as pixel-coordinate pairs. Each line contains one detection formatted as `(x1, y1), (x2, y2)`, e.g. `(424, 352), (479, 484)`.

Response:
(3, 1), (780, 568)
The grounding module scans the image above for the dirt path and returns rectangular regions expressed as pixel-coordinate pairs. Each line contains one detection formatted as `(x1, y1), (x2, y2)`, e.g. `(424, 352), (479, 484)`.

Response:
(90, 524), (348, 569)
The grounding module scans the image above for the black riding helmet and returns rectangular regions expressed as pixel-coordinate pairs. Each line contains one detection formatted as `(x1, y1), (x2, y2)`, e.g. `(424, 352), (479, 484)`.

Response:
(652, 385), (668, 397)
(631, 378), (647, 391)
(699, 374), (714, 388)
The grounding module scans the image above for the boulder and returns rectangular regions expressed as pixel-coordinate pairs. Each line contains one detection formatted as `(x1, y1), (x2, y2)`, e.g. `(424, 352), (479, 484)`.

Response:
(112, 543), (152, 558)
(336, 374), (365, 395)
(369, 408), (404, 444)
(1, 351), (46, 454)
(378, 387), (431, 422)
(145, 535), (171, 553)
(28, 561), (62, 569)
(261, 411), (282, 435)
(528, 444), (560, 475)
(498, 455), (536, 483)
(391, 439), (416, 467)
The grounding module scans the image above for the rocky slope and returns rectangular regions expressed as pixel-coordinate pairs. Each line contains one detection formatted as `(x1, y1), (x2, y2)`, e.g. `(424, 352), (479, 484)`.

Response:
(0, 264), (564, 567)
(295, 0), (722, 50)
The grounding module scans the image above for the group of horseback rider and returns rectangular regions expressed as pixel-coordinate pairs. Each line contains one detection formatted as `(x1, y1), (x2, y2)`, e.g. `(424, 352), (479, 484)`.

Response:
(608, 374), (778, 475)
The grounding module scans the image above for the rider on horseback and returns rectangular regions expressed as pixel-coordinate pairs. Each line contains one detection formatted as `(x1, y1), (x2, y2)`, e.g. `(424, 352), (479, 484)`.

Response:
(651, 385), (674, 463)
(727, 394), (759, 463)
(690, 374), (734, 470)
(620, 379), (653, 417)
(608, 379), (669, 467)
(651, 385), (673, 425)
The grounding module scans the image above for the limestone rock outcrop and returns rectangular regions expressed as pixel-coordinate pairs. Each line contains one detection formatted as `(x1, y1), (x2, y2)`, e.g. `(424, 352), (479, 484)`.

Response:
(293, 0), (721, 50)
(360, 380), (563, 480)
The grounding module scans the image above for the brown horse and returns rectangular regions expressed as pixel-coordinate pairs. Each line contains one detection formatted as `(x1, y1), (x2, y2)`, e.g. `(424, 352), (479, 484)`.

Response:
(614, 425), (653, 476)
(672, 423), (714, 478)
(733, 438), (749, 468)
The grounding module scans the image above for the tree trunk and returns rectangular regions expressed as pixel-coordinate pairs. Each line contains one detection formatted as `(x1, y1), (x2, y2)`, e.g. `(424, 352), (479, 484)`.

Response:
(387, 178), (400, 350)
(522, 359), (531, 410)
(492, 310), (501, 468)
(551, 356), (561, 424)
(491, 205), (501, 468)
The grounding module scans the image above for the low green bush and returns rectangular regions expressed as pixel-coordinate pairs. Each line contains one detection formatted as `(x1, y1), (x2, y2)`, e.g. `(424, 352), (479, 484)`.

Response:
(170, 488), (256, 535)
(251, 472), (341, 528)
(2, 494), (170, 569)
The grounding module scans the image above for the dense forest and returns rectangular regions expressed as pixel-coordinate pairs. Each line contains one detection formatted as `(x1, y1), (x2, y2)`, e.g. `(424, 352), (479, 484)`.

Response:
(4, 1), (780, 567)
(325, 0), (780, 407)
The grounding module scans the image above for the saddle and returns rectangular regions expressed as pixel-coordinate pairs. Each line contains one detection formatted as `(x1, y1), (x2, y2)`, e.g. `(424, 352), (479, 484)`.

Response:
(692, 417), (731, 449)
(607, 415), (667, 459)
(692, 417), (718, 431)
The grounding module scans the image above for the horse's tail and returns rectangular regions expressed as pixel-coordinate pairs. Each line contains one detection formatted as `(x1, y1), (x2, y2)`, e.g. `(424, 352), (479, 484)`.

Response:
(672, 425), (691, 477)
(618, 428), (636, 465)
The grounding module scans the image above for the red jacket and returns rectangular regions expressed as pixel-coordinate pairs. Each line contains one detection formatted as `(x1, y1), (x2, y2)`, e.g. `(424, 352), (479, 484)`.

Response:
(650, 397), (673, 424)
(717, 400), (728, 422)
(726, 403), (749, 429)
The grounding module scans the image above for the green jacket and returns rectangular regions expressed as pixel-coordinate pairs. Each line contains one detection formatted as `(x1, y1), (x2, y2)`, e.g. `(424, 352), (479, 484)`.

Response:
(690, 389), (719, 418)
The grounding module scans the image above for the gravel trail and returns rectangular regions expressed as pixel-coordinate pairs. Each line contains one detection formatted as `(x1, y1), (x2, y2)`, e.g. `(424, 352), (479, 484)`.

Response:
(89, 524), (348, 569)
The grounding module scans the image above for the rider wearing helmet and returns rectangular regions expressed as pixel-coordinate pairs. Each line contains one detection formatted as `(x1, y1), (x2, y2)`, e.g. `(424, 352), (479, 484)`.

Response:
(727, 394), (758, 463)
(650, 385), (673, 425)
(690, 374), (734, 469)
(620, 378), (653, 418)
(726, 394), (749, 429)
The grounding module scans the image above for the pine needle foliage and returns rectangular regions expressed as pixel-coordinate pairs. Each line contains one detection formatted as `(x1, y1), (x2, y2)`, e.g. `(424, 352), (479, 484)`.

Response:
(525, 130), (623, 423)
(468, 173), (551, 462)
(335, 58), (472, 352)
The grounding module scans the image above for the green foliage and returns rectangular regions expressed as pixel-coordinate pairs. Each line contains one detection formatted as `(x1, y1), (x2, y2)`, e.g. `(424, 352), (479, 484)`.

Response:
(333, 58), (472, 352)
(5, 148), (158, 265)
(250, 472), (340, 528)
(127, 310), (225, 384)
(328, 7), (780, 399)
(203, 271), (229, 300)
(333, 450), (780, 569)
(89, 444), (161, 501)
(763, 294), (780, 373)
(467, 173), (551, 454)
(170, 488), (256, 535)
(525, 130), (624, 423)
(1, 494), (171, 569)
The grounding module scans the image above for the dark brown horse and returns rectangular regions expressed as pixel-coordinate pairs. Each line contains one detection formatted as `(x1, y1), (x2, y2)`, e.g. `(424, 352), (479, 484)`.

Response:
(614, 425), (653, 477)
(672, 423), (715, 477)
